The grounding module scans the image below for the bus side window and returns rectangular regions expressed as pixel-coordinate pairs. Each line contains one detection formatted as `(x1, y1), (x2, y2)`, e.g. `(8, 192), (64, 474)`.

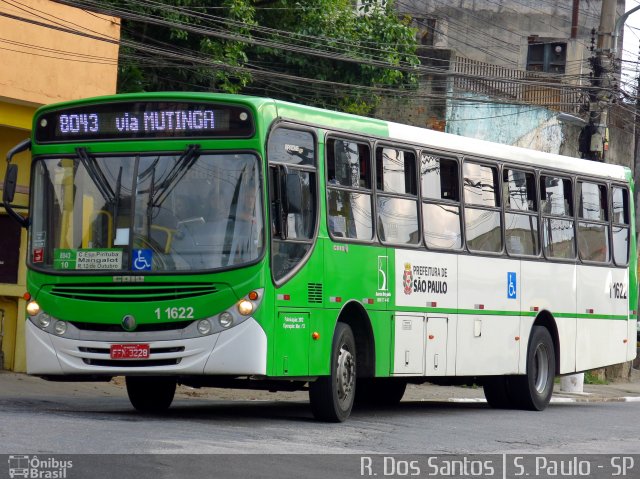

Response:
(611, 186), (630, 265)
(540, 175), (575, 259)
(376, 147), (419, 245)
(421, 153), (462, 250)
(326, 139), (373, 240)
(503, 168), (538, 256)
(463, 161), (502, 253)
(577, 181), (609, 263)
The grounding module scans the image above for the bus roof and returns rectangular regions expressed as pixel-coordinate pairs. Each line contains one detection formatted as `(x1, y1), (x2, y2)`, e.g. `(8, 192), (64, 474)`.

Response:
(34, 92), (630, 182)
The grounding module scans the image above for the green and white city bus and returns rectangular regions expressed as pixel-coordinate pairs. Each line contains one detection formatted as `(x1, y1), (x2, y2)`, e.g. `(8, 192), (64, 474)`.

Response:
(3, 92), (637, 421)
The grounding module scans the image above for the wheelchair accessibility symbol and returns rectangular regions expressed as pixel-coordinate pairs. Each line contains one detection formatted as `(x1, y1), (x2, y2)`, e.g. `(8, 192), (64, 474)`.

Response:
(507, 272), (517, 299)
(132, 249), (153, 271)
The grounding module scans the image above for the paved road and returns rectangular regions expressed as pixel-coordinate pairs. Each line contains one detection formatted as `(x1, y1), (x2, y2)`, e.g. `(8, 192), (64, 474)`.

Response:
(1, 372), (640, 456)
(2, 372), (640, 479)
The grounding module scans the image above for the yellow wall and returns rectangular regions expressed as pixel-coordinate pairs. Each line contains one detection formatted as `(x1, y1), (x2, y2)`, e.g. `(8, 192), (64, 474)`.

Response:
(0, 0), (120, 372)
(0, 0), (120, 106)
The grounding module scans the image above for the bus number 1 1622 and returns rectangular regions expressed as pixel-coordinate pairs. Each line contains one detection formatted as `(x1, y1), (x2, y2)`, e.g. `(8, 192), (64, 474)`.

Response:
(155, 307), (195, 320)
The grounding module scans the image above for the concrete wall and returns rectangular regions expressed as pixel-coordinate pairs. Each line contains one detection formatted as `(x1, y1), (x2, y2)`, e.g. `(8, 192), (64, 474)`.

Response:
(383, 0), (633, 170)
(0, 0), (120, 372)
(397, 0), (623, 69)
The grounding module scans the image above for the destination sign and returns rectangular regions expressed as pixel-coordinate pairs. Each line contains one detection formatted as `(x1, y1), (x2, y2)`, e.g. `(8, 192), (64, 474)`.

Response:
(35, 101), (254, 143)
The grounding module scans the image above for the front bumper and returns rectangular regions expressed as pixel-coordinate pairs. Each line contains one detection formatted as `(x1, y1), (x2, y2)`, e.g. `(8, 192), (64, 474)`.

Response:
(26, 318), (267, 376)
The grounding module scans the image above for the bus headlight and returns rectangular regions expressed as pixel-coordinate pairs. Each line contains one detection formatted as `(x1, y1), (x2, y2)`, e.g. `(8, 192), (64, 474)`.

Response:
(38, 314), (51, 329)
(54, 321), (67, 335)
(237, 300), (253, 316)
(218, 312), (233, 328)
(197, 319), (212, 335)
(26, 301), (41, 316)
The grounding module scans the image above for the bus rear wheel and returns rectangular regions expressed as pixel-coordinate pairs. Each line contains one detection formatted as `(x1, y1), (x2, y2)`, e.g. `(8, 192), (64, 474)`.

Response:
(309, 323), (356, 422)
(510, 326), (556, 411)
(483, 376), (514, 409)
(126, 376), (177, 413)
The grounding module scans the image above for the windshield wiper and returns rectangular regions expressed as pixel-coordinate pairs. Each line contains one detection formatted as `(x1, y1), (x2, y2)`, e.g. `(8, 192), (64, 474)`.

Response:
(146, 166), (156, 240)
(152, 144), (200, 208)
(76, 147), (115, 204)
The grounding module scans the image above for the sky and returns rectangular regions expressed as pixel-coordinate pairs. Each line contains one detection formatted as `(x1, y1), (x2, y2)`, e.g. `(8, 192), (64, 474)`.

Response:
(622, 0), (640, 95)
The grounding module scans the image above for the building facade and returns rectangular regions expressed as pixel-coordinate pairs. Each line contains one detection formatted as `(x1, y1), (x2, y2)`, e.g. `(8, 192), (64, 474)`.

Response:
(0, 0), (120, 371)
(377, 0), (633, 169)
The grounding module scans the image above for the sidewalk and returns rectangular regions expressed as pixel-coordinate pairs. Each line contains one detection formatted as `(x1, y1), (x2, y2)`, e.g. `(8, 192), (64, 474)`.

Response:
(403, 368), (640, 404)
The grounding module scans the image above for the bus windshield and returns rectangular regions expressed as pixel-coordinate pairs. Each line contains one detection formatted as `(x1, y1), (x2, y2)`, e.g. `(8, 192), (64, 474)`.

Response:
(30, 151), (264, 273)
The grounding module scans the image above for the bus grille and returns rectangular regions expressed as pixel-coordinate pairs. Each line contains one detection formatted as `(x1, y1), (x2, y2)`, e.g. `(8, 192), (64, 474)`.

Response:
(82, 358), (181, 367)
(49, 283), (218, 302)
(70, 321), (194, 332)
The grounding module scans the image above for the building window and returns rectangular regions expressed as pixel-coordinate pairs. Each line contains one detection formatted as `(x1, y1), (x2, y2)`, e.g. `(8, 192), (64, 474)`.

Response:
(415, 18), (437, 46)
(527, 42), (566, 74)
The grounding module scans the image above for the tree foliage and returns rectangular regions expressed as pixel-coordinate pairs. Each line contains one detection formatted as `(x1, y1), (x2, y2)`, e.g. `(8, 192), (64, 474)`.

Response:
(110, 0), (418, 115)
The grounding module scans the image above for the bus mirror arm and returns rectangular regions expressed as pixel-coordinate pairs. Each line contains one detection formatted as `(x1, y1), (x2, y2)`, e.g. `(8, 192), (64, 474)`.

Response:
(3, 139), (31, 228)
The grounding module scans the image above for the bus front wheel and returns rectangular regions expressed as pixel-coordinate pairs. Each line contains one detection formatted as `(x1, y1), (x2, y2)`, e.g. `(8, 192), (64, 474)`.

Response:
(510, 326), (556, 411)
(309, 323), (356, 422)
(126, 376), (177, 413)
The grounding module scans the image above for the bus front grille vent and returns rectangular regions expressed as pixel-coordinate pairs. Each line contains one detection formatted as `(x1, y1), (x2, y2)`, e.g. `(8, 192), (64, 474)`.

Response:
(49, 283), (218, 302)
(308, 283), (323, 304)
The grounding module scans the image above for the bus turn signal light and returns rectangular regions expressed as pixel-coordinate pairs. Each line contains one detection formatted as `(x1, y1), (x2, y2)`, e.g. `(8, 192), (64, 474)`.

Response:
(312, 332), (320, 340)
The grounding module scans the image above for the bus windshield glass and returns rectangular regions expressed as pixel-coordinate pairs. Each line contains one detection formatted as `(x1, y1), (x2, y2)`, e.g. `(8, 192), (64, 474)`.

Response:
(30, 151), (264, 273)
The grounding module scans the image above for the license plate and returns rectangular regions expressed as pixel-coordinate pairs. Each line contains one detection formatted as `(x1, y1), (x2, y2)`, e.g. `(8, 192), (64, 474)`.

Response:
(110, 344), (150, 359)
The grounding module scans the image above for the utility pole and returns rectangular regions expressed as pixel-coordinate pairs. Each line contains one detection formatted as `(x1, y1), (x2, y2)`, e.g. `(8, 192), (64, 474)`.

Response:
(582, 0), (617, 162)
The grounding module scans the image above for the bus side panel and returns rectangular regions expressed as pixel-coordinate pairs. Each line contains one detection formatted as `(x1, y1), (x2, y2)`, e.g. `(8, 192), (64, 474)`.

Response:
(576, 264), (629, 371)
(394, 249), (457, 376)
(321, 239), (389, 376)
(521, 261), (576, 374)
(456, 256), (520, 376)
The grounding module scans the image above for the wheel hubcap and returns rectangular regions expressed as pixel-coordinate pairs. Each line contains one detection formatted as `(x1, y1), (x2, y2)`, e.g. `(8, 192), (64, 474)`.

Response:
(336, 345), (355, 407)
(533, 343), (550, 393)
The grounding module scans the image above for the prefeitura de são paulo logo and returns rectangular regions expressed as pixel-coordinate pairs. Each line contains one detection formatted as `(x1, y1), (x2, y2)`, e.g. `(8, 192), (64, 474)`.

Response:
(403, 263), (413, 295)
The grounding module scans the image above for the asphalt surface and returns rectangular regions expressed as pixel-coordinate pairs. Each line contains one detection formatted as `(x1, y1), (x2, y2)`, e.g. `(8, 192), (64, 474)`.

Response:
(2, 368), (640, 405)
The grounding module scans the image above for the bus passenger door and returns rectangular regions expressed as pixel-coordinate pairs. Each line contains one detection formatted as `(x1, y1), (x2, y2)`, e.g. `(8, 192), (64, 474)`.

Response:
(392, 314), (425, 375)
(425, 316), (447, 376)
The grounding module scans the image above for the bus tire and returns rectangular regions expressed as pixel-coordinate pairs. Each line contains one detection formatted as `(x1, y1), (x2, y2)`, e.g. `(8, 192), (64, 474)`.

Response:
(482, 376), (513, 409)
(511, 326), (556, 411)
(309, 323), (356, 422)
(355, 378), (407, 407)
(126, 376), (176, 413)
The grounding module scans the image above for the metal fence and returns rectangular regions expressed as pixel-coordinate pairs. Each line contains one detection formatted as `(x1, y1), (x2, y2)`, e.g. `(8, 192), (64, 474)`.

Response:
(452, 56), (585, 114)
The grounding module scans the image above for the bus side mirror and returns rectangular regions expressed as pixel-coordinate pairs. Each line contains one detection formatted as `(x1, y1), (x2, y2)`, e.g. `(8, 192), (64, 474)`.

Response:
(285, 172), (303, 214)
(3, 164), (18, 204)
(4, 138), (31, 228)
